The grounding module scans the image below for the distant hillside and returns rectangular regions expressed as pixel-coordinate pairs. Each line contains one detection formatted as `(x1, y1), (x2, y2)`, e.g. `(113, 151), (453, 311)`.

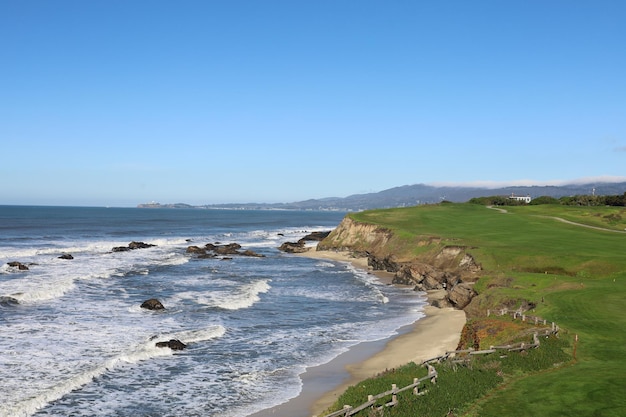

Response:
(138, 181), (626, 211)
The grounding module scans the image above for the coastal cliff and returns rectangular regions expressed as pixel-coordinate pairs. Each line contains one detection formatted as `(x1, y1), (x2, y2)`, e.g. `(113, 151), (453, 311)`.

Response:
(317, 216), (481, 310)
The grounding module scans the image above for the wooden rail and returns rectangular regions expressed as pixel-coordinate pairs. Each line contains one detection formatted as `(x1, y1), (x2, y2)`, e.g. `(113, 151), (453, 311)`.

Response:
(314, 309), (560, 417)
(314, 365), (438, 417)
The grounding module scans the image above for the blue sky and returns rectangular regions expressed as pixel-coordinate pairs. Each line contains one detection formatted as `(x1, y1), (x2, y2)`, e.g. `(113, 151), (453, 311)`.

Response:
(1, 1), (625, 207)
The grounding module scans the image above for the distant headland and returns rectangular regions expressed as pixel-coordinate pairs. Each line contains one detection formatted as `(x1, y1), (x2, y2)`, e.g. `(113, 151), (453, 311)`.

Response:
(138, 180), (626, 211)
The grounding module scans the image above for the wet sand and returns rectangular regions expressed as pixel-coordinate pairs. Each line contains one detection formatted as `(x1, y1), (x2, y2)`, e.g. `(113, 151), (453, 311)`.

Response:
(249, 249), (466, 417)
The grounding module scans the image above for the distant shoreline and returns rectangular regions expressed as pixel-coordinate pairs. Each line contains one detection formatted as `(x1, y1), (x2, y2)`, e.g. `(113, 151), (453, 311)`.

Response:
(249, 249), (466, 417)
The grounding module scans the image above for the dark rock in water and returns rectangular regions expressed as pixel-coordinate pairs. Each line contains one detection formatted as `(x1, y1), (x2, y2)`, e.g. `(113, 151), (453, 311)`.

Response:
(240, 250), (265, 258)
(186, 245), (207, 254)
(58, 254), (74, 260)
(300, 231), (331, 241)
(214, 243), (242, 255)
(112, 246), (131, 252)
(278, 241), (308, 253)
(0, 296), (19, 306)
(113, 241), (156, 252)
(7, 261), (29, 270)
(155, 339), (187, 350)
(141, 298), (165, 310)
(128, 241), (156, 250)
(198, 253), (216, 259)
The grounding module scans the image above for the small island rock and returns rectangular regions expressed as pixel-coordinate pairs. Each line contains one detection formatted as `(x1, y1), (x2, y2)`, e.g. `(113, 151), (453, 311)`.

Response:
(155, 339), (187, 350)
(141, 298), (165, 310)
(7, 261), (29, 270)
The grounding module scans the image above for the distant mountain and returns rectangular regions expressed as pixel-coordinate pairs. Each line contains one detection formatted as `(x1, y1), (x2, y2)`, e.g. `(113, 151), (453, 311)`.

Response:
(138, 181), (626, 211)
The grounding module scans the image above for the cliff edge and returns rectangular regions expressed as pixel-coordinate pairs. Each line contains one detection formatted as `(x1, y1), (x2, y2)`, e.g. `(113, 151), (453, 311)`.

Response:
(317, 216), (482, 311)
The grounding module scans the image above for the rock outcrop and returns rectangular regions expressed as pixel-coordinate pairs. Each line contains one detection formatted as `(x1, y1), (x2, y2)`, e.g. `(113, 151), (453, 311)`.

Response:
(113, 241), (156, 252)
(7, 261), (29, 271)
(186, 242), (265, 258)
(278, 241), (307, 253)
(300, 231), (331, 242)
(278, 231), (333, 254)
(317, 217), (481, 310)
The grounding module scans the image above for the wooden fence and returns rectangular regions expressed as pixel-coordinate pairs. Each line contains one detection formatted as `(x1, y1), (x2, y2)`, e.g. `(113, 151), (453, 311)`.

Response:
(313, 364), (438, 417)
(314, 309), (560, 417)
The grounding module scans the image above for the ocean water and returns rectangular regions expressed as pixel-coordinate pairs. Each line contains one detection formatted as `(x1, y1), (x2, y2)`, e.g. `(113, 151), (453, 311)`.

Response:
(0, 206), (426, 417)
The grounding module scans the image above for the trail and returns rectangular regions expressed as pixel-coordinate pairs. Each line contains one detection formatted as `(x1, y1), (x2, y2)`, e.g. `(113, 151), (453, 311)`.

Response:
(486, 206), (626, 234)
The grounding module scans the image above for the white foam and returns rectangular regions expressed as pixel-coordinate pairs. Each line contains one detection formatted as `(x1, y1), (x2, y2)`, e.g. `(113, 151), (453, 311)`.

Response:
(216, 279), (271, 310)
(0, 241), (189, 304)
(7, 277), (76, 303)
(173, 279), (272, 310)
(1, 325), (226, 417)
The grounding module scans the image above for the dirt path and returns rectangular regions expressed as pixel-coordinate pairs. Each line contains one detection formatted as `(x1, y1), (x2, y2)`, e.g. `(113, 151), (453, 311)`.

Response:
(537, 215), (626, 233)
(486, 206), (626, 234)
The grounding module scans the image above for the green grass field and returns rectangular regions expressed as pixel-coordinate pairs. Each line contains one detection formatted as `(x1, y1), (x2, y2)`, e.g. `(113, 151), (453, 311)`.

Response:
(329, 203), (626, 417)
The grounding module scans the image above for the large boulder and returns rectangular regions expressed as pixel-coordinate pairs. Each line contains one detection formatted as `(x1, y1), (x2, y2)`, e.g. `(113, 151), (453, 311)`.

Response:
(368, 255), (400, 273)
(155, 339), (187, 350)
(447, 283), (477, 309)
(141, 298), (165, 310)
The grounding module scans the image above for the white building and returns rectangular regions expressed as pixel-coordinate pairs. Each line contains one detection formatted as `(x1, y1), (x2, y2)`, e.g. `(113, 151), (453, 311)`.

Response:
(508, 193), (532, 203)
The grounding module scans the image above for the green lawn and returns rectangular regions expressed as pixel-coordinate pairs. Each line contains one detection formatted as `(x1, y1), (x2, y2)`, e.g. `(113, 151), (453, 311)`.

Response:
(334, 203), (626, 416)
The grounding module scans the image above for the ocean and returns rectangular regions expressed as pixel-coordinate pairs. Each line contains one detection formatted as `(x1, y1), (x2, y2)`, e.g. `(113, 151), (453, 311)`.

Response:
(0, 206), (426, 417)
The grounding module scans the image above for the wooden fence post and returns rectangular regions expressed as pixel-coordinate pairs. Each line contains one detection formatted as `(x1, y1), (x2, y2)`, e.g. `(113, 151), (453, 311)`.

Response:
(428, 365), (437, 384)
(413, 378), (419, 395)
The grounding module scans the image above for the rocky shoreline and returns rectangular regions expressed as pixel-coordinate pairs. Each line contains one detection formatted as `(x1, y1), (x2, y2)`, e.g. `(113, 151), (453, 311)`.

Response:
(268, 220), (475, 416)
(282, 216), (481, 312)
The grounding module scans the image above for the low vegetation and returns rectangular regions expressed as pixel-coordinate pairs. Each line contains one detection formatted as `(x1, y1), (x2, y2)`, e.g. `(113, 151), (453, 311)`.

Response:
(321, 202), (626, 416)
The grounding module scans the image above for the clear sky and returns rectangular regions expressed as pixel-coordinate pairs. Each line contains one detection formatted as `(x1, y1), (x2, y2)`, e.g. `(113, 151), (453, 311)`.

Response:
(1, 1), (625, 207)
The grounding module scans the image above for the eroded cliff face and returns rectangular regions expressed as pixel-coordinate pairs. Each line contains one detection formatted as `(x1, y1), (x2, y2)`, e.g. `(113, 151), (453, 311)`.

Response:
(317, 216), (481, 310)
(317, 217), (394, 254)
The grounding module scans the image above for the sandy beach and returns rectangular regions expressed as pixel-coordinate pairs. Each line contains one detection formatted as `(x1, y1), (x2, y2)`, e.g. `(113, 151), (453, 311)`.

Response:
(250, 249), (466, 417)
